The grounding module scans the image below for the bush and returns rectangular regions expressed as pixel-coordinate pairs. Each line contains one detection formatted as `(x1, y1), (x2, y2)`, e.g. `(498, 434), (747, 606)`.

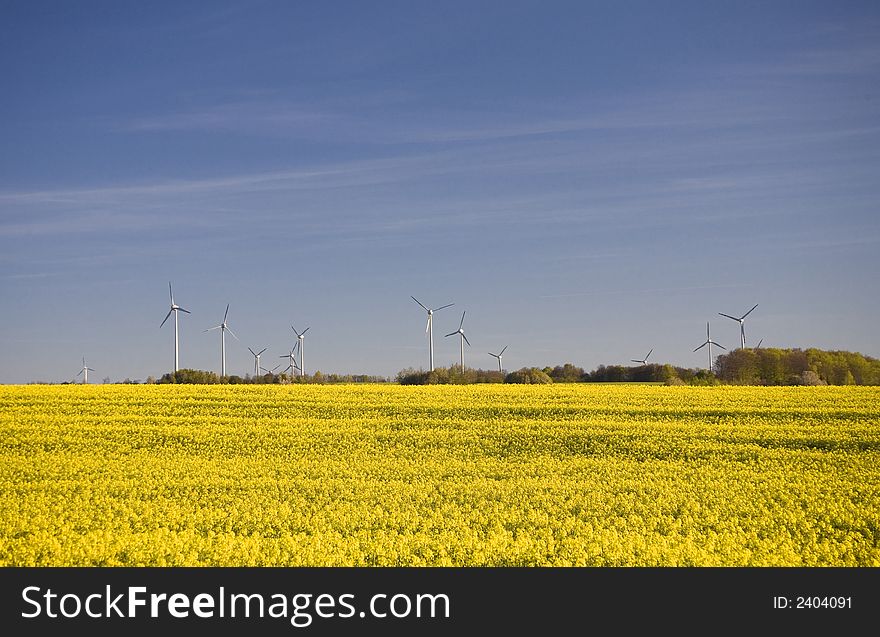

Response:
(157, 369), (221, 384)
(800, 370), (826, 386)
(505, 367), (553, 384)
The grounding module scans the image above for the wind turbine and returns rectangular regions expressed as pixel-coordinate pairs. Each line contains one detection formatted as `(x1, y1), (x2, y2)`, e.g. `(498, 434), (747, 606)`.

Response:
(261, 363), (281, 375)
(160, 282), (190, 372)
(248, 347), (268, 377)
(488, 345), (508, 373)
(205, 304), (238, 377)
(445, 311), (471, 370)
(280, 345), (301, 379)
(693, 322), (726, 371)
(630, 348), (653, 365)
(291, 326), (310, 376)
(411, 296), (454, 372)
(76, 357), (94, 384)
(718, 303), (758, 350)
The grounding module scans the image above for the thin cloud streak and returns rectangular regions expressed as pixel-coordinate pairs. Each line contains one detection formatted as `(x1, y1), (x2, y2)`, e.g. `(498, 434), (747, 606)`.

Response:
(539, 284), (752, 299)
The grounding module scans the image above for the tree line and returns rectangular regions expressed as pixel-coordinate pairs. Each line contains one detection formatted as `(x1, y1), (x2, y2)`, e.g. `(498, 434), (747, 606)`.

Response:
(154, 369), (391, 384)
(68, 348), (875, 385)
(396, 348), (880, 386)
(713, 348), (880, 385)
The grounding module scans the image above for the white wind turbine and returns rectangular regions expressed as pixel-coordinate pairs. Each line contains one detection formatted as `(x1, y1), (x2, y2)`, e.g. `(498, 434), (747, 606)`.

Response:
(280, 344), (301, 379)
(261, 363), (281, 375)
(693, 322), (726, 371)
(160, 282), (190, 372)
(248, 347), (268, 377)
(411, 296), (454, 372)
(488, 345), (508, 373)
(445, 311), (471, 370)
(76, 357), (95, 384)
(291, 326), (310, 376)
(630, 348), (653, 365)
(205, 304), (238, 377)
(718, 303), (758, 350)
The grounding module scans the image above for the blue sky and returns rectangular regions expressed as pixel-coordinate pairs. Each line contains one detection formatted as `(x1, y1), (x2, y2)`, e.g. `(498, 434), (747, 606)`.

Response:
(1, 1), (878, 382)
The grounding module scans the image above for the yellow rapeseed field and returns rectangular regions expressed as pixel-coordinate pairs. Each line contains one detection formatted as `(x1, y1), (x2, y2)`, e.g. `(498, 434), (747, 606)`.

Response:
(1, 384), (878, 566)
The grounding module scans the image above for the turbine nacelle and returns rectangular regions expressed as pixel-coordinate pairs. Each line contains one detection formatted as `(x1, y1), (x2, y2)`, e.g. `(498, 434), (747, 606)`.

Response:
(445, 311), (471, 346)
(719, 304), (758, 349)
(630, 348), (653, 365)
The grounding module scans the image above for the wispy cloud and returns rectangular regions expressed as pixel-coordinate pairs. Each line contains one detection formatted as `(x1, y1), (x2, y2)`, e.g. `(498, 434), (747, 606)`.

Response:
(0, 271), (60, 281)
(539, 284), (752, 300)
(122, 101), (332, 133)
(758, 43), (880, 77)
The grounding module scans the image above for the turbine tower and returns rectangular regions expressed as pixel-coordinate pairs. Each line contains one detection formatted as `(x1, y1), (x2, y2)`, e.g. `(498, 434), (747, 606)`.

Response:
(488, 345), (508, 373)
(630, 348), (653, 365)
(76, 357), (94, 384)
(718, 303), (758, 350)
(160, 282), (190, 372)
(205, 304), (238, 377)
(445, 311), (471, 370)
(248, 347), (268, 377)
(693, 322), (726, 371)
(411, 296), (454, 372)
(291, 326), (310, 376)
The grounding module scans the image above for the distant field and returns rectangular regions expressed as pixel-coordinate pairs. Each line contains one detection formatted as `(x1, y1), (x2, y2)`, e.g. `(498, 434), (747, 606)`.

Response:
(1, 384), (878, 566)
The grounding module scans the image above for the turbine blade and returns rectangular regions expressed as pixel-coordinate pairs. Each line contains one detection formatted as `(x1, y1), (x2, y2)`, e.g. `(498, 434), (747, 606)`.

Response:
(646, 348), (653, 360)
(226, 327), (239, 341)
(756, 339), (763, 349)
(425, 315), (431, 333)
(499, 345), (508, 355)
(291, 326), (300, 336)
(76, 369), (83, 377)
(302, 327), (310, 335)
(489, 352), (497, 358)
(444, 331), (457, 338)
(694, 342), (708, 352)
(258, 348), (267, 356)
(631, 360), (641, 363)
(718, 313), (739, 321)
(715, 343), (727, 350)
(178, 307), (191, 314)
(205, 325), (221, 332)
(459, 311), (465, 330)
(169, 282), (173, 303)
(742, 303), (758, 319)
(434, 303), (454, 311)
(223, 304), (229, 323)
(411, 296), (429, 312)
(160, 309), (173, 327)
(462, 333), (471, 346)
(248, 347), (257, 356)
